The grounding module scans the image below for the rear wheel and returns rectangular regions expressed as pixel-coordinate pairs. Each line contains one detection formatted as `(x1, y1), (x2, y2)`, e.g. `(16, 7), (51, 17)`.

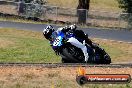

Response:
(94, 47), (111, 64)
(103, 55), (111, 64)
(61, 58), (72, 63)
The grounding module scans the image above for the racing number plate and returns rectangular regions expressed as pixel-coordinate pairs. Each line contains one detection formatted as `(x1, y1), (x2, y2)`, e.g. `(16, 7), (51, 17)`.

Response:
(53, 36), (62, 46)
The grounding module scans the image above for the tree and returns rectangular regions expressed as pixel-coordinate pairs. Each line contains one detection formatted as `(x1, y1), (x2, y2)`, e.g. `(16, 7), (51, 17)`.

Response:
(77, 0), (90, 24)
(118, 0), (132, 13)
(77, 0), (90, 10)
(118, 0), (132, 30)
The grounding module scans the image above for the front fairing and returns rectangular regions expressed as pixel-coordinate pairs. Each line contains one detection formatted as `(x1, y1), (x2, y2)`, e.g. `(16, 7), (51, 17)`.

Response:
(50, 31), (65, 49)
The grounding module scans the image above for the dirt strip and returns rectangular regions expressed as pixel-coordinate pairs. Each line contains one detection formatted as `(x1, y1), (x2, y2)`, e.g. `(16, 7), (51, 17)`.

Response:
(0, 66), (131, 88)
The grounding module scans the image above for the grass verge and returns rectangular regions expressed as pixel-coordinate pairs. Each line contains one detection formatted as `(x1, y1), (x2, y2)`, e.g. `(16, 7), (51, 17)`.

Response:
(0, 28), (60, 63)
(0, 28), (132, 63)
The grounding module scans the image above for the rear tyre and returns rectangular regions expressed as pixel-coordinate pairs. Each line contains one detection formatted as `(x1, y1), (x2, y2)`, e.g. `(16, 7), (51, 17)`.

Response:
(61, 58), (71, 63)
(103, 55), (111, 64)
(94, 46), (111, 64)
(97, 54), (111, 64)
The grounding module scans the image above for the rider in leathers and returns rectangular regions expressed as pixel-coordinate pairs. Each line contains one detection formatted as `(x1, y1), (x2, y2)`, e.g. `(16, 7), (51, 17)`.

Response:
(43, 24), (94, 62)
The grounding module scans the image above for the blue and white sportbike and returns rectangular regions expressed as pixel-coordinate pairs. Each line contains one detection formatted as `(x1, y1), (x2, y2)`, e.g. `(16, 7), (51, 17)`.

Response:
(50, 29), (111, 64)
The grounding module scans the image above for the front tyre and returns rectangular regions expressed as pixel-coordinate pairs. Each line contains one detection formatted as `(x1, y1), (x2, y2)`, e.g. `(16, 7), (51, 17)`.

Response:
(60, 43), (85, 63)
(61, 48), (80, 63)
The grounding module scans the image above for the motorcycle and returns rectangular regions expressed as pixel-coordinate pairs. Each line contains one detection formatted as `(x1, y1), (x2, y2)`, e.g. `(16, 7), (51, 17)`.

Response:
(50, 29), (111, 64)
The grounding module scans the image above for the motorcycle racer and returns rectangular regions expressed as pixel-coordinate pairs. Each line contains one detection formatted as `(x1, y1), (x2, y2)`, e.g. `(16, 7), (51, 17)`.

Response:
(43, 24), (93, 62)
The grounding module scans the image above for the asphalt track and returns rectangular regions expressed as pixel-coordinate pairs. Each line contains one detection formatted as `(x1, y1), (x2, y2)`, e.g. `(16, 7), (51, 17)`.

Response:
(0, 63), (132, 68)
(0, 21), (132, 42)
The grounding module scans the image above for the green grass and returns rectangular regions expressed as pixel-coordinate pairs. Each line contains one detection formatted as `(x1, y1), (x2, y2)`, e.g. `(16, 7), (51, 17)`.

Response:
(0, 28), (60, 63)
(0, 28), (132, 63)
(101, 44), (123, 59)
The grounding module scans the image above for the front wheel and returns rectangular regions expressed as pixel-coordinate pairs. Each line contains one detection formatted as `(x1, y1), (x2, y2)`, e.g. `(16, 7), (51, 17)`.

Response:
(61, 48), (81, 63)
(60, 43), (85, 63)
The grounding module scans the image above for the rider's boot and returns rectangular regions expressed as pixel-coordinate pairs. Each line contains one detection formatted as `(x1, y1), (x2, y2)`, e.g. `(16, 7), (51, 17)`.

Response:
(82, 40), (89, 63)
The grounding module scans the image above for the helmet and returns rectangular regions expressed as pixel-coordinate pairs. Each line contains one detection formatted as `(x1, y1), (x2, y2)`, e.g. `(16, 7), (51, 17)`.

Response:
(43, 25), (55, 40)
(70, 24), (77, 29)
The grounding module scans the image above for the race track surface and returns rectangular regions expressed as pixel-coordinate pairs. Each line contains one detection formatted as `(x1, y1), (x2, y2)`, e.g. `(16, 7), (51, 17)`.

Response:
(0, 21), (132, 42)
(0, 63), (132, 68)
